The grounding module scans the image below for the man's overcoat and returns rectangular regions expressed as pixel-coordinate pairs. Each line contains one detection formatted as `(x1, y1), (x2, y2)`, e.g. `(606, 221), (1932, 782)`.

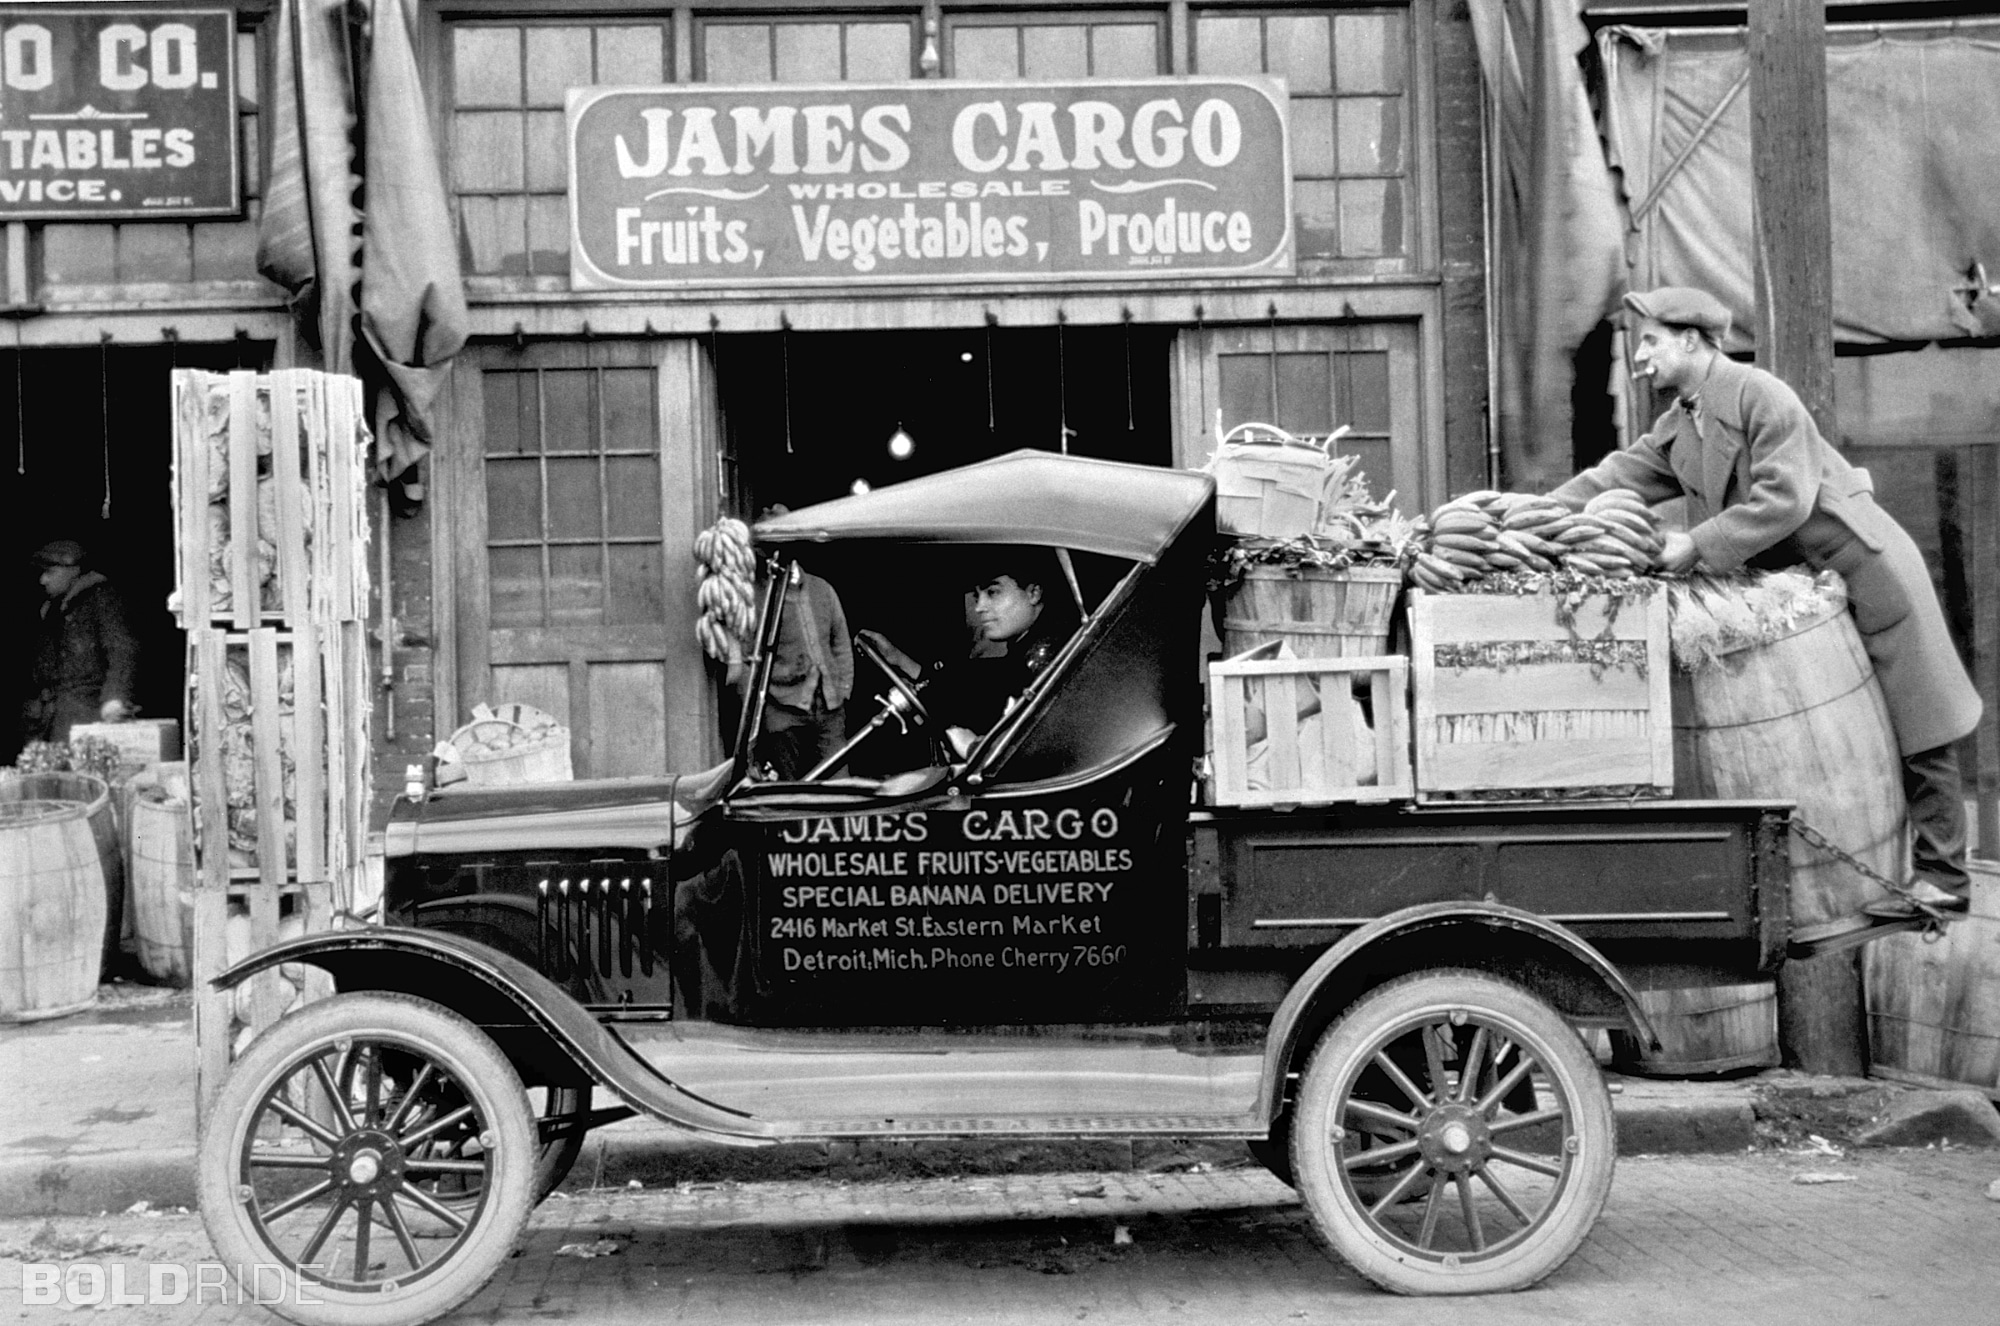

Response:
(1551, 355), (1981, 755)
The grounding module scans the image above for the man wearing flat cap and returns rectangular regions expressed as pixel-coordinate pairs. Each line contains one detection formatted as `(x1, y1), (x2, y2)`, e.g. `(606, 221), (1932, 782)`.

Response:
(21, 539), (139, 746)
(1552, 286), (1983, 917)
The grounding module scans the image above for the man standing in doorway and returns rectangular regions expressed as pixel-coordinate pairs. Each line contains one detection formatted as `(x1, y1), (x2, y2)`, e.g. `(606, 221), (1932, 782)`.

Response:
(1553, 287), (1982, 916)
(22, 539), (139, 745)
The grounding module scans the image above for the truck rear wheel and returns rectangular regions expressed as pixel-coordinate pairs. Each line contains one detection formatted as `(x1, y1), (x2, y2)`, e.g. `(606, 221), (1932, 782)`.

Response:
(1290, 970), (1615, 1295)
(198, 993), (535, 1326)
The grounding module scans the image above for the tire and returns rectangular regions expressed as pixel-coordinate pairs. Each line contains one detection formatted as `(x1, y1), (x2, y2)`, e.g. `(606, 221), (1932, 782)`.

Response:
(198, 993), (536, 1326)
(530, 1087), (589, 1201)
(1290, 970), (1615, 1295)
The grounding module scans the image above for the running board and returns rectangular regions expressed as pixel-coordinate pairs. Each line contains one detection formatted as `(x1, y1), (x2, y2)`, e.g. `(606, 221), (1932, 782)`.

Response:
(611, 1020), (1272, 1141)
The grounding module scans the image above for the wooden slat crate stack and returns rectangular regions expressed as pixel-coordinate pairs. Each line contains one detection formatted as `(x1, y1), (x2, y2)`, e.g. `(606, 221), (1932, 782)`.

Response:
(1407, 587), (1673, 800)
(171, 369), (371, 1107)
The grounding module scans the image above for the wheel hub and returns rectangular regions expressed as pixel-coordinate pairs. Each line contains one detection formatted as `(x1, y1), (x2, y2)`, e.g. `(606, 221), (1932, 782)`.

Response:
(331, 1130), (405, 1198)
(1417, 1103), (1490, 1173)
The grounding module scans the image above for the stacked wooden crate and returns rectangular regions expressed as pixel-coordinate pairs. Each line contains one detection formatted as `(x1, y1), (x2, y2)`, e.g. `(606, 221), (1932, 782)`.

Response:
(171, 369), (371, 1105)
(1407, 587), (1673, 800)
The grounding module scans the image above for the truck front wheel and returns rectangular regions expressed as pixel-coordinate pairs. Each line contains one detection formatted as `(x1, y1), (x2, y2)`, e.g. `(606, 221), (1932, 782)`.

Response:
(1290, 970), (1615, 1295)
(198, 992), (536, 1326)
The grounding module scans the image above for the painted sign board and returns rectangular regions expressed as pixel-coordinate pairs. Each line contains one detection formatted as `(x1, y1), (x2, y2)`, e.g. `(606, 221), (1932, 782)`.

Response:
(569, 77), (1293, 289)
(0, 8), (238, 219)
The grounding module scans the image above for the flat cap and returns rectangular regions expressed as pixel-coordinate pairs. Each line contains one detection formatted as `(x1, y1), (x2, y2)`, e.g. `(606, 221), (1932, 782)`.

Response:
(31, 539), (86, 568)
(1622, 286), (1732, 340)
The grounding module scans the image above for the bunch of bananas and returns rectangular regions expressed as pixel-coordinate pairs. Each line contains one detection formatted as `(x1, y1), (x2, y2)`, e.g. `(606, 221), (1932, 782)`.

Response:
(1557, 490), (1663, 578)
(1410, 490), (1505, 590)
(693, 517), (756, 662)
(1407, 488), (1663, 591)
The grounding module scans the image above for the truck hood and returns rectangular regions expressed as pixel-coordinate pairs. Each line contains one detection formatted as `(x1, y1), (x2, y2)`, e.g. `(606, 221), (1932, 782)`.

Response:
(387, 761), (734, 858)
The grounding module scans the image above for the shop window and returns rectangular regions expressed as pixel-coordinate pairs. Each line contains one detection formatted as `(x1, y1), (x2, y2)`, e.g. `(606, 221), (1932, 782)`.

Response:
(944, 12), (1165, 79)
(42, 23), (266, 291)
(482, 366), (664, 628)
(450, 20), (674, 278)
(1193, 7), (1409, 264)
(698, 16), (915, 82)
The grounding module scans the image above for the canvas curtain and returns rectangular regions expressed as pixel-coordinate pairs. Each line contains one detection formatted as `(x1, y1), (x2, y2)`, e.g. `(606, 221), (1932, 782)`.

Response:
(259, 0), (468, 481)
(1468, 0), (1627, 490)
(1600, 24), (2000, 346)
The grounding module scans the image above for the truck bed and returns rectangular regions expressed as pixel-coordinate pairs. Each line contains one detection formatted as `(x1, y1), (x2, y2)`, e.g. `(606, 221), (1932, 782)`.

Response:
(1189, 797), (1791, 977)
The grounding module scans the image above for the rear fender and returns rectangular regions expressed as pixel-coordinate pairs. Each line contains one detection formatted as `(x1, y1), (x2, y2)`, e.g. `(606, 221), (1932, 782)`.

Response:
(213, 927), (772, 1144)
(1260, 902), (1656, 1121)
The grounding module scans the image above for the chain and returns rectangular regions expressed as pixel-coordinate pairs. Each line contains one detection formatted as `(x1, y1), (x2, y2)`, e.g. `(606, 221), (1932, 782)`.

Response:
(1787, 814), (1951, 943)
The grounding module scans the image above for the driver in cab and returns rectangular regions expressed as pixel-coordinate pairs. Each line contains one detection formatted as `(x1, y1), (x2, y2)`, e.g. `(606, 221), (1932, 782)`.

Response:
(858, 554), (1075, 761)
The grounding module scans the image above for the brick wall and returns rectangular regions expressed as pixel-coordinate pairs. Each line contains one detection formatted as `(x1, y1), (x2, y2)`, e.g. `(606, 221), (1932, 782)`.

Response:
(369, 490), (440, 829)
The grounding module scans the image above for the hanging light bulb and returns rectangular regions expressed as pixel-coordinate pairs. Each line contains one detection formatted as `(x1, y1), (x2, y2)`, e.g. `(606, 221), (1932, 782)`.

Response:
(850, 477), (873, 496)
(886, 424), (915, 461)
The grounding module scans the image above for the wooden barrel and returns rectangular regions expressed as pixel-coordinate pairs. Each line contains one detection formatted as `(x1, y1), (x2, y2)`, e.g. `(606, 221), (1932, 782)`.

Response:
(1865, 861), (2000, 1092)
(129, 794), (195, 985)
(1221, 565), (1402, 660)
(1671, 596), (1905, 945)
(0, 773), (121, 969)
(1615, 979), (1780, 1076)
(0, 797), (107, 1021)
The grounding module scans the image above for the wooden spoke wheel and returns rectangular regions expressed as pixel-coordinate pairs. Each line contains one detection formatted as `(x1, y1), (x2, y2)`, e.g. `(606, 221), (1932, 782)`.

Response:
(1291, 971), (1615, 1295)
(198, 994), (535, 1326)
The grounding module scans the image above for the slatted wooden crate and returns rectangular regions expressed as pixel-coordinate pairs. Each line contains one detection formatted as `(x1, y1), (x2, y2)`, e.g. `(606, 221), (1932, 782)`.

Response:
(1408, 587), (1672, 800)
(172, 370), (371, 1106)
(1208, 654), (1413, 807)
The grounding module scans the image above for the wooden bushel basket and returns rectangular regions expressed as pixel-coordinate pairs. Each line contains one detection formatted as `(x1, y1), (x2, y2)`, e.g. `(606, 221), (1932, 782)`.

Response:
(1221, 565), (1403, 661)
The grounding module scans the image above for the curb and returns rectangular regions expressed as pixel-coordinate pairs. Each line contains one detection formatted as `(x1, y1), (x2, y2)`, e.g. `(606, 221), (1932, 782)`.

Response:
(0, 1091), (1757, 1217)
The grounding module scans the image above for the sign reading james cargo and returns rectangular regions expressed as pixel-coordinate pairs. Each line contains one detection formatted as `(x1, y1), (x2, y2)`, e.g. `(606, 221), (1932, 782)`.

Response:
(568, 78), (1292, 289)
(0, 8), (237, 219)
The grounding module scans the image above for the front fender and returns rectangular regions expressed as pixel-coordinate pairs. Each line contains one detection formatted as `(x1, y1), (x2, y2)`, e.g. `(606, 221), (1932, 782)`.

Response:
(1260, 902), (1657, 1120)
(214, 927), (773, 1145)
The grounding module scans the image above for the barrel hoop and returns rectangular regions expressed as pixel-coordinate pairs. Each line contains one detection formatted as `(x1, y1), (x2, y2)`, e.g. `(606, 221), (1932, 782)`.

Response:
(1671, 668), (1876, 733)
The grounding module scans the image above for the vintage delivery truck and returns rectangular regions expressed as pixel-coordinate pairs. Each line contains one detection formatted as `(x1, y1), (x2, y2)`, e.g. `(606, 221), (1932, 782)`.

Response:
(201, 452), (1797, 1326)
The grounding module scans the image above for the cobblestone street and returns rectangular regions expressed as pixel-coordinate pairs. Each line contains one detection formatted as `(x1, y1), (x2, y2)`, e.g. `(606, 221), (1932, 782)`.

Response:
(3, 1150), (1994, 1326)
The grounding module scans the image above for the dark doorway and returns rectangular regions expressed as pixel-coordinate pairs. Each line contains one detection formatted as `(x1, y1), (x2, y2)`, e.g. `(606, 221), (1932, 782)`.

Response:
(0, 341), (271, 763)
(715, 323), (1175, 512)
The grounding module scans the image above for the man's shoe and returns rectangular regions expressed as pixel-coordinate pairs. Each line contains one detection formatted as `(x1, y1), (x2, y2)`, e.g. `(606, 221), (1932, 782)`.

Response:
(1864, 882), (1970, 920)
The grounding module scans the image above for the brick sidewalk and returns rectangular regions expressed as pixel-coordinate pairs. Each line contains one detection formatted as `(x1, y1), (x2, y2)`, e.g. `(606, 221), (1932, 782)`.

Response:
(2, 1151), (1994, 1325)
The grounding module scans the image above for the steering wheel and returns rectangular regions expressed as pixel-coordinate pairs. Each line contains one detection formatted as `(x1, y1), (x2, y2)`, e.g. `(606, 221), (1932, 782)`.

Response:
(853, 632), (936, 731)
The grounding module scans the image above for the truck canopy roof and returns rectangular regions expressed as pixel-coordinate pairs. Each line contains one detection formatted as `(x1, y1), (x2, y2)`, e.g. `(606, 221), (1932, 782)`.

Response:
(752, 450), (1215, 565)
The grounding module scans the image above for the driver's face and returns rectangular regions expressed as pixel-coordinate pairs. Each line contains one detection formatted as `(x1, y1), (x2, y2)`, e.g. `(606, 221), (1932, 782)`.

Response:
(970, 575), (1042, 644)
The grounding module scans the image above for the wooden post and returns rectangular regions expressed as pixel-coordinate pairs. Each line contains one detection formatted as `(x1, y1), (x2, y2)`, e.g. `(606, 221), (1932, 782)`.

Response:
(1750, 0), (1863, 1075)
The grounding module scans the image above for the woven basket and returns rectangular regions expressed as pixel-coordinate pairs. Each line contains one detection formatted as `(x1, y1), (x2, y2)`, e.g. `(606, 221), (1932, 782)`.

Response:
(447, 717), (574, 786)
(1221, 565), (1403, 660)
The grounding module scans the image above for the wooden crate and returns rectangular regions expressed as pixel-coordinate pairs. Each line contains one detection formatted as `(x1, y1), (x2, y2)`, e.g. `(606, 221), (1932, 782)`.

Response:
(171, 369), (369, 630)
(1209, 655), (1413, 807)
(1408, 588), (1672, 799)
(173, 369), (372, 1107)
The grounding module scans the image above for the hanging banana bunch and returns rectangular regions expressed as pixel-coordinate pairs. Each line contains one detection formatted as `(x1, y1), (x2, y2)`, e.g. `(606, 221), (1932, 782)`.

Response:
(693, 517), (756, 662)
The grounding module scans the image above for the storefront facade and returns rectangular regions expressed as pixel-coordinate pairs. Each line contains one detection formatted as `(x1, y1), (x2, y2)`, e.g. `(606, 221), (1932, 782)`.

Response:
(1, 0), (1493, 801)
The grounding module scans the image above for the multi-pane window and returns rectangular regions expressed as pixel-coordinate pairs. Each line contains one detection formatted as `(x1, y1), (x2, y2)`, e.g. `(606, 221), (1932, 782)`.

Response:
(1217, 343), (1394, 492)
(699, 17), (914, 82)
(1193, 8), (1409, 263)
(483, 367), (664, 628)
(946, 13), (1165, 78)
(451, 21), (673, 278)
